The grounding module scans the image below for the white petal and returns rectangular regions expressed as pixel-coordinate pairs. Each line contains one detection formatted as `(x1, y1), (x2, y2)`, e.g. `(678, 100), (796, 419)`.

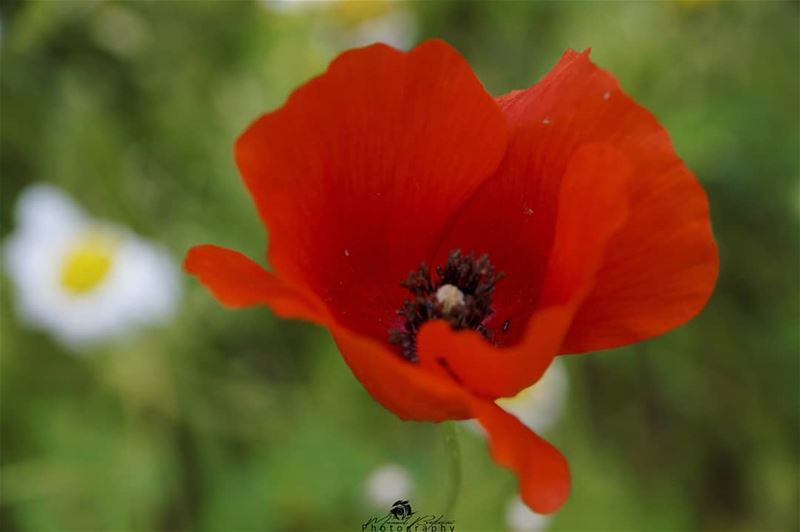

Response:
(497, 359), (569, 434)
(349, 10), (417, 51)
(505, 496), (552, 531)
(462, 359), (569, 437)
(363, 464), (414, 509)
(13, 184), (86, 235)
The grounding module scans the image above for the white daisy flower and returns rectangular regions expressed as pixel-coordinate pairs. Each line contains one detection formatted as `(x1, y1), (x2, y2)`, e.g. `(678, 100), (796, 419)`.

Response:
(363, 463), (414, 509)
(3, 184), (180, 350)
(505, 495), (552, 531)
(465, 358), (569, 436)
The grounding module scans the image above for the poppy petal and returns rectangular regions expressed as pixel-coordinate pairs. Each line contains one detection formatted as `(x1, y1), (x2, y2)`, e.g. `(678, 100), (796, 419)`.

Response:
(470, 399), (570, 514)
(187, 245), (472, 422)
(332, 325), (472, 421)
(417, 144), (631, 399)
(335, 326), (571, 514)
(235, 39), (508, 344)
(495, 50), (718, 353)
(186, 244), (571, 512)
(184, 244), (329, 322)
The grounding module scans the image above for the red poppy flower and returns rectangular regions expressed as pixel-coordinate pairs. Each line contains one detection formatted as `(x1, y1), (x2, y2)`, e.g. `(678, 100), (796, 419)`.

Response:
(185, 39), (717, 514)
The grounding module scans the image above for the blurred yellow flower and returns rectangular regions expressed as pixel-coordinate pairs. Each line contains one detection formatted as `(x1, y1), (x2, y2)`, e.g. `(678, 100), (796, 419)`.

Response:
(3, 185), (180, 350)
(59, 232), (117, 294)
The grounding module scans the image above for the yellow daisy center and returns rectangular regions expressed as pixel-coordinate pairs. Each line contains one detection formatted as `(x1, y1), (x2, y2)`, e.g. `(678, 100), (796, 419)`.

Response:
(60, 233), (117, 294)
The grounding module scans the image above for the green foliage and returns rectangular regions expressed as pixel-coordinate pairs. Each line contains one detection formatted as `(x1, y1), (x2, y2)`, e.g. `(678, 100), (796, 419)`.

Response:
(1, 1), (798, 530)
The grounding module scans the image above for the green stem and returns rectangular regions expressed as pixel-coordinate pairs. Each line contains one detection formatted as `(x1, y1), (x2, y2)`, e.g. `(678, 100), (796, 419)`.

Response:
(442, 421), (462, 516)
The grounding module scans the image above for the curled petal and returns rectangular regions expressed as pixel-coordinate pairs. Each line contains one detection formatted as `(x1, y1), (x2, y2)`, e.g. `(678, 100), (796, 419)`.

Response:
(495, 50), (717, 353)
(418, 144), (631, 399)
(184, 245), (329, 322)
(469, 399), (570, 514)
(332, 326), (471, 421)
(186, 244), (472, 421)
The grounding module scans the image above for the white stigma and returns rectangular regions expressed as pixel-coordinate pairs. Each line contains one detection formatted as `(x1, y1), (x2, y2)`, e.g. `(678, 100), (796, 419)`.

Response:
(436, 284), (465, 314)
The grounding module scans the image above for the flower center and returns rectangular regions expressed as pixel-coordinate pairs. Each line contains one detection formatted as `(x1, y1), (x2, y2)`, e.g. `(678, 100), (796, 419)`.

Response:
(435, 284), (465, 314)
(388, 250), (503, 362)
(60, 232), (117, 295)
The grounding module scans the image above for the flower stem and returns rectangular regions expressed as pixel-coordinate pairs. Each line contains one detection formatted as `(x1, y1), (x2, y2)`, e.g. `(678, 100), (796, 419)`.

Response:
(443, 421), (462, 516)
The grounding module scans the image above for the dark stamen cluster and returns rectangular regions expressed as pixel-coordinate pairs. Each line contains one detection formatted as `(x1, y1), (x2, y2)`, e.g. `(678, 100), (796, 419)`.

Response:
(388, 250), (504, 362)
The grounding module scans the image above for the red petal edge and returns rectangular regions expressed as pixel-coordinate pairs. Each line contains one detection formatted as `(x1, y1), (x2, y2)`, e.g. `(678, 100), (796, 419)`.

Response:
(494, 49), (718, 353)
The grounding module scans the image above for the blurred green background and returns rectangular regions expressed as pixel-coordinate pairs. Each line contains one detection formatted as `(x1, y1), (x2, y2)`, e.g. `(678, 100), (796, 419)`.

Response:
(1, 1), (798, 530)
